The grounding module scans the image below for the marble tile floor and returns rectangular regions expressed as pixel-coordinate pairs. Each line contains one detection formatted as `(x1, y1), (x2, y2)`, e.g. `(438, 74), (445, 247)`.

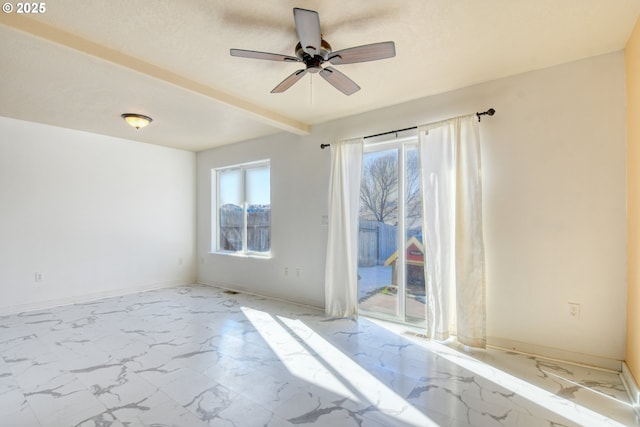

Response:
(0, 284), (638, 427)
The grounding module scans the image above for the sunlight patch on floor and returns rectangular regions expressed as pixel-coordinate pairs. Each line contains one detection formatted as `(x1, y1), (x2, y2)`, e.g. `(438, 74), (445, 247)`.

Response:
(241, 306), (439, 426)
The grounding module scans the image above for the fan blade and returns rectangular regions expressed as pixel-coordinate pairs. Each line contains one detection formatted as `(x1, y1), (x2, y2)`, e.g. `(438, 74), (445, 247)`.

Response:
(319, 67), (360, 95)
(271, 69), (308, 93)
(328, 41), (396, 65)
(293, 8), (321, 56)
(230, 49), (300, 62)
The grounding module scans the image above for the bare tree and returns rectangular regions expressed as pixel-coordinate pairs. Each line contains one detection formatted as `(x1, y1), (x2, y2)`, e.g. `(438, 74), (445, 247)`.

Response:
(360, 150), (422, 227)
(404, 150), (422, 230)
(360, 153), (398, 223)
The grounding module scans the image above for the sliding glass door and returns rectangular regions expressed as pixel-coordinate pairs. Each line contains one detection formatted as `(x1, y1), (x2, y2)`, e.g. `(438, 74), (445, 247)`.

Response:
(357, 136), (426, 326)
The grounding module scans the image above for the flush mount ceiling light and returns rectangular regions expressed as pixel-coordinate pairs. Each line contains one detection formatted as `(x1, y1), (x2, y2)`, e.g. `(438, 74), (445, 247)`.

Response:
(121, 113), (153, 129)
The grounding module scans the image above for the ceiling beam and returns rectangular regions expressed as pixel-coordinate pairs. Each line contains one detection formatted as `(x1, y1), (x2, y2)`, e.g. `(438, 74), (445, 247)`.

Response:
(0, 15), (311, 136)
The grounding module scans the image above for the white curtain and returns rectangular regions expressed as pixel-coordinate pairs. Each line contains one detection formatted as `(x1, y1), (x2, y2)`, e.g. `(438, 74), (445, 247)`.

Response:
(419, 115), (486, 348)
(324, 138), (364, 318)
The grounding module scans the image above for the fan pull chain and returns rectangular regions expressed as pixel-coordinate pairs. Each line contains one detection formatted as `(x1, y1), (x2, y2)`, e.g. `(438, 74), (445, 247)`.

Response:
(310, 74), (313, 105)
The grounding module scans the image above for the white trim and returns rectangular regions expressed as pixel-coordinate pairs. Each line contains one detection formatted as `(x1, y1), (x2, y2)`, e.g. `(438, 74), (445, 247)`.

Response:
(622, 362), (640, 416)
(211, 168), (218, 253)
(196, 280), (323, 312)
(0, 280), (192, 317)
(214, 158), (270, 172)
(208, 250), (272, 259)
(488, 336), (622, 371)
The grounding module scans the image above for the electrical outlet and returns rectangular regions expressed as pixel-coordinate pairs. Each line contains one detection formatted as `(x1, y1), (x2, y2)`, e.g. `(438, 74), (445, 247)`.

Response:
(284, 267), (289, 276)
(35, 272), (43, 282)
(568, 302), (580, 319)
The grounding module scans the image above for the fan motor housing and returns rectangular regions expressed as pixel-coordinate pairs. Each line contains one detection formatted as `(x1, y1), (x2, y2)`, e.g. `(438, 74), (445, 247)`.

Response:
(295, 39), (332, 62)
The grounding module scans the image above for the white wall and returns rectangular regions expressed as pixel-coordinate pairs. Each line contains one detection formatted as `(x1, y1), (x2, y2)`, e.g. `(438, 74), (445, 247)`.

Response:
(0, 117), (196, 313)
(197, 52), (627, 365)
(197, 133), (330, 307)
(482, 53), (627, 366)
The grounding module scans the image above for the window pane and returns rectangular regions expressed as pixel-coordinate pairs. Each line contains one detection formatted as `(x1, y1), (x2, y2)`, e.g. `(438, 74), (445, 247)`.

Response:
(246, 165), (270, 252)
(358, 148), (399, 317)
(218, 168), (242, 251)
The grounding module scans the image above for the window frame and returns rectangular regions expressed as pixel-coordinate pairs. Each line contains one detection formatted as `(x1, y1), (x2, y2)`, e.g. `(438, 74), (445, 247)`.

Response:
(212, 159), (271, 258)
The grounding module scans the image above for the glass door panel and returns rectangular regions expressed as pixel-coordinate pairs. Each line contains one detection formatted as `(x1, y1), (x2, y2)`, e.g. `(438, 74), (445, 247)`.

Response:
(357, 137), (425, 326)
(358, 148), (399, 318)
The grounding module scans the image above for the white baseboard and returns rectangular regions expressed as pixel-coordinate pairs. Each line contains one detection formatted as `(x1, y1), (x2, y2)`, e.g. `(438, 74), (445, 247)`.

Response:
(488, 336), (622, 372)
(622, 362), (640, 415)
(0, 280), (192, 316)
(196, 280), (324, 312)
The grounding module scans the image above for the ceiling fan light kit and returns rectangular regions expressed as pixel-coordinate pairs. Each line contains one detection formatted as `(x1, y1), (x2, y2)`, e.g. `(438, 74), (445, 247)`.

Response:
(230, 7), (396, 95)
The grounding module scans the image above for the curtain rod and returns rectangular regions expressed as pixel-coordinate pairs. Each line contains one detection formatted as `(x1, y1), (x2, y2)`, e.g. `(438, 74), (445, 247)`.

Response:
(320, 108), (495, 149)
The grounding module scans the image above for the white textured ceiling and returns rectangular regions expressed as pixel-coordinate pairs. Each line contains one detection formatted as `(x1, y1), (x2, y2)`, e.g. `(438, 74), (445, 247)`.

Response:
(1, 0), (638, 151)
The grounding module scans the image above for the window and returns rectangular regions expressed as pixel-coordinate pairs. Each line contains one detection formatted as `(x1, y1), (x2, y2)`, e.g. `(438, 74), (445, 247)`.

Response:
(213, 160), (270, 256)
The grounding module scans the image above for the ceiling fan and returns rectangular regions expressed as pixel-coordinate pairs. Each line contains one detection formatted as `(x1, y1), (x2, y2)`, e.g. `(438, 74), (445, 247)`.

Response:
(230, 7), (396, 96)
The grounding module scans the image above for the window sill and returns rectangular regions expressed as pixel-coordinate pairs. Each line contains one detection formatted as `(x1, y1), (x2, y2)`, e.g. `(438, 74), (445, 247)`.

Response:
(209, 251), (272, 260)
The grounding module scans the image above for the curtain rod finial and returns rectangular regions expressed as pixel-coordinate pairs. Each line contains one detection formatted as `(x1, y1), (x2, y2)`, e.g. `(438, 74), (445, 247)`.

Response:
(476, 108), (496, 122)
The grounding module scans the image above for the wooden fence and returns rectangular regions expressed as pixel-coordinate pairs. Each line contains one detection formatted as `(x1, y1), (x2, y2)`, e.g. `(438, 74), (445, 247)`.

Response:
(219, 205), (270, 252)
(358, 220), (397, 267)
